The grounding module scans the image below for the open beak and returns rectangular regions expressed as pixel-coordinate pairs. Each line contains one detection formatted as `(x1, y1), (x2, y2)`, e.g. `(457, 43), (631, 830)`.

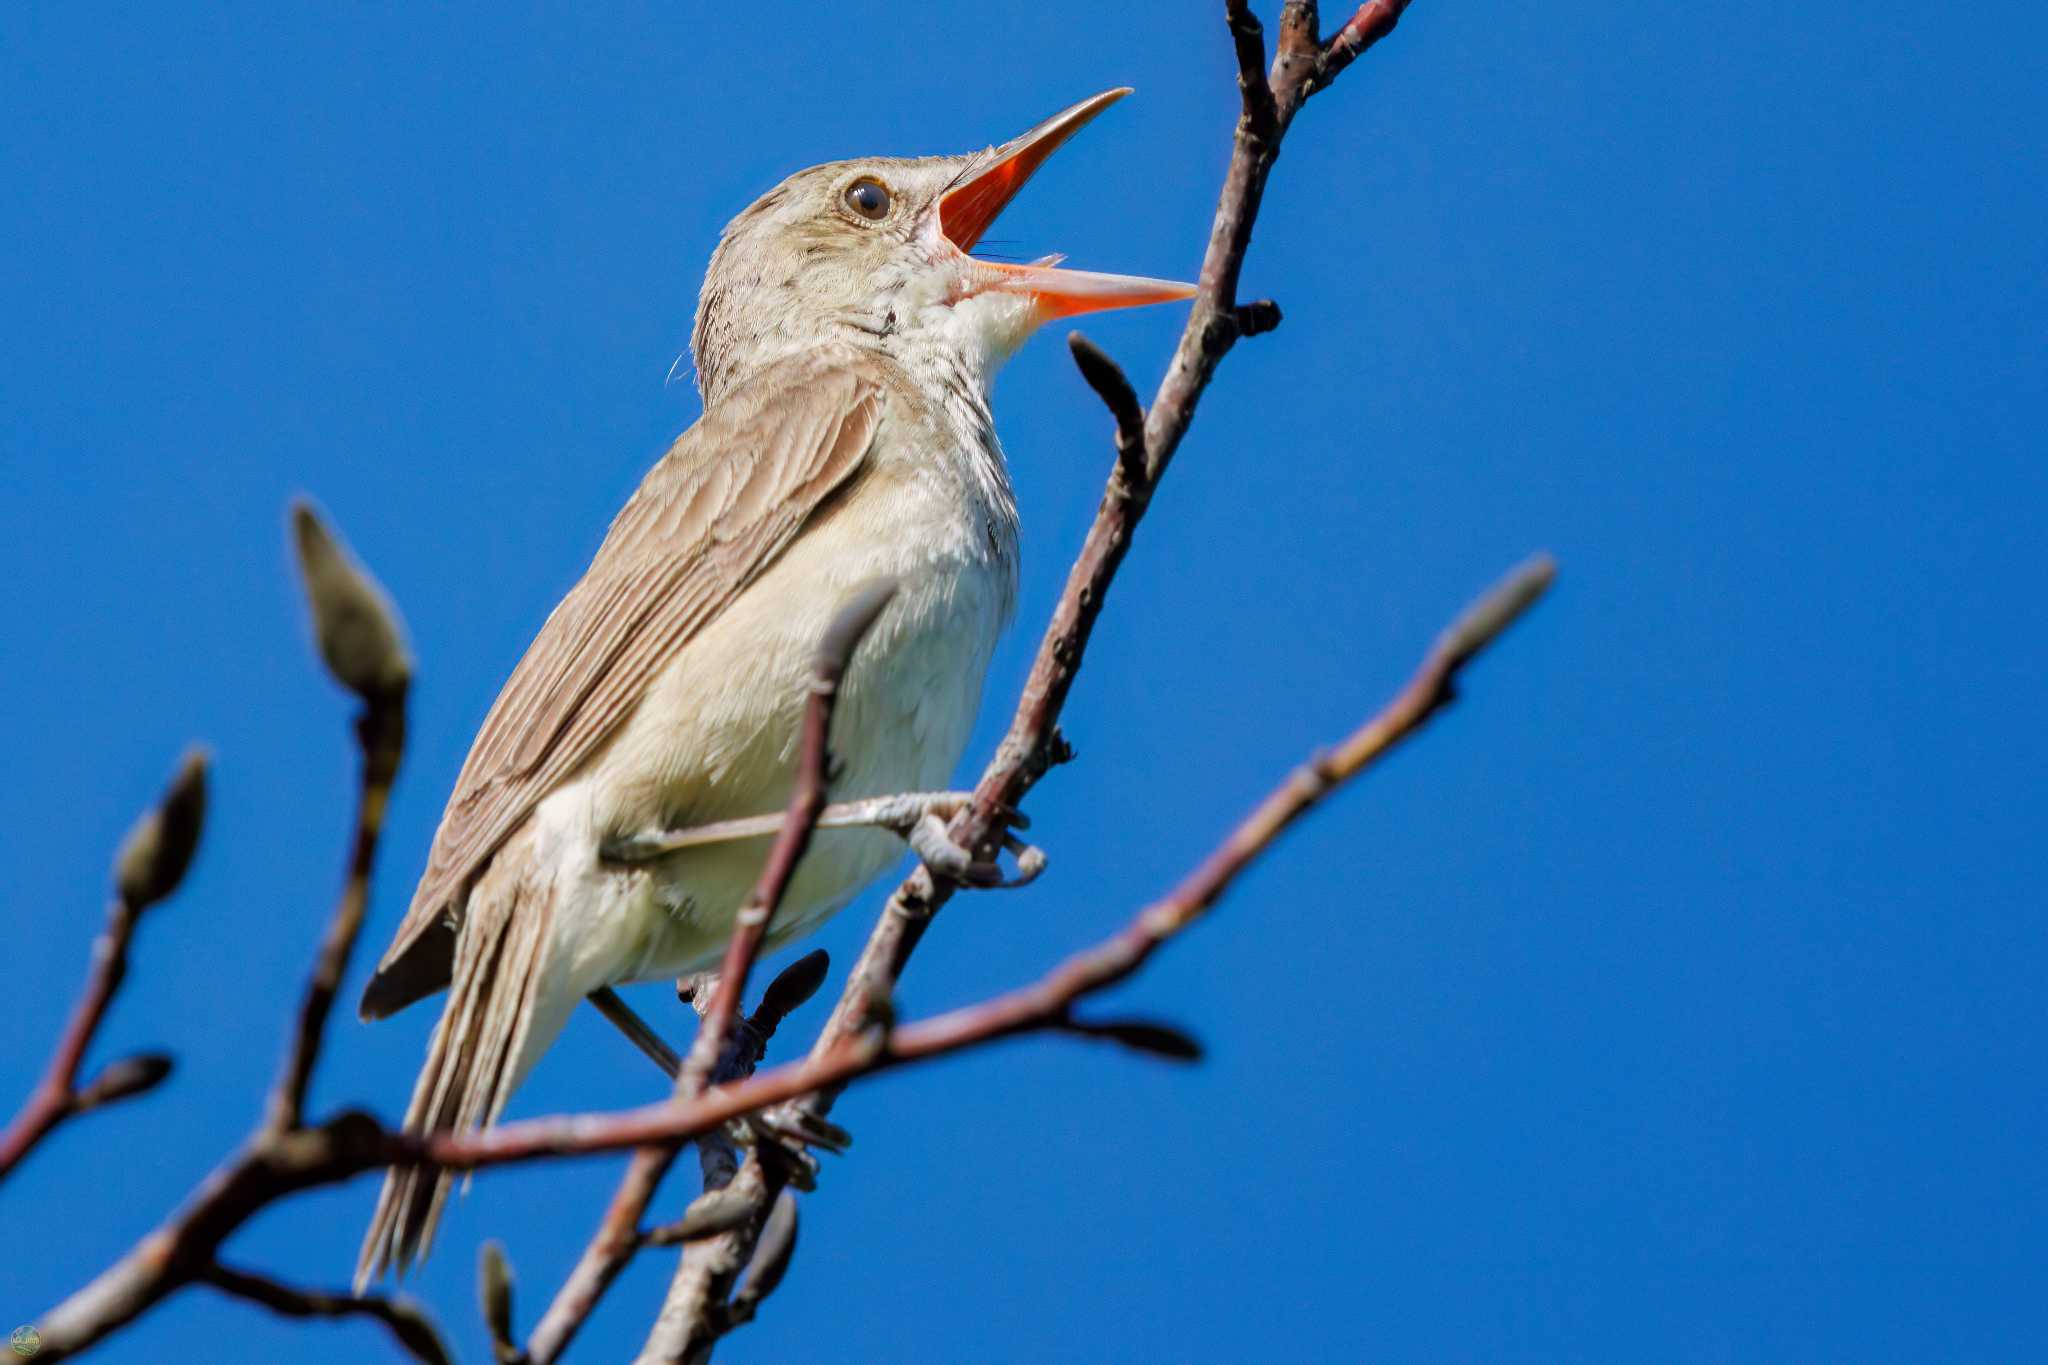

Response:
(941, 88), (1198, 320)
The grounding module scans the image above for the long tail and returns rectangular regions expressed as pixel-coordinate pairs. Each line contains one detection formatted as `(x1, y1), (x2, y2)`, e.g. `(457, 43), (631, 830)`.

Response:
(356, 839), (562, 1289)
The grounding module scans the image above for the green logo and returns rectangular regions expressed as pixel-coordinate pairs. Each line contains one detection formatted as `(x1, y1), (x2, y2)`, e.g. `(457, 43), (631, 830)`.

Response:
(8, 1326), (39, 1359)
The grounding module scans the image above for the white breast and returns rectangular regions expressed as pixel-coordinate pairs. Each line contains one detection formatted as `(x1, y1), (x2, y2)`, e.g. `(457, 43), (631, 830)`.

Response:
(534, 413), (1017, 997)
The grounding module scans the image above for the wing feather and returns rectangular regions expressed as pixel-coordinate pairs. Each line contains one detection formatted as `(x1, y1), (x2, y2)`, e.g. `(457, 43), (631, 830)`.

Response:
(360, 358), (881, 1015)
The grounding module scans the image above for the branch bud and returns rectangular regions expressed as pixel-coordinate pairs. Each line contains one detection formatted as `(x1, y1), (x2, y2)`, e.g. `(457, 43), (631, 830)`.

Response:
(387, 1296), (454, 1365)
(77, 1052), (175, 1107)
(731, 1188), (799, 1316)
(113, 746), (209, 911)
(1059, 1015), (1205, 1062)
(290, 498), (412, 703)
(754, 949), (831, 1033)
(477, 1240), (515, 1359)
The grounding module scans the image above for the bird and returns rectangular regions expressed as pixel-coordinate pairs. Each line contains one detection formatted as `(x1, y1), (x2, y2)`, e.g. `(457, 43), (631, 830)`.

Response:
(354, 88), (1193, 1283)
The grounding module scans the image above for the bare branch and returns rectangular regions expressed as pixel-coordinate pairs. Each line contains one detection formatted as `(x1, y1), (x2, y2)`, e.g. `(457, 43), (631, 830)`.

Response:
(360, 554), (1551, 1174)
(0, 748), (206, 1183)
(273, 503), (411, 1132)
(1315, 0), (1415, 96)
(523, 584), (896, 1364)
(1226, 0), (1279, 134)
(24, 507), (410, 1361)
(591, 986), (684, 1079)
(199, 1262), (451, 1365)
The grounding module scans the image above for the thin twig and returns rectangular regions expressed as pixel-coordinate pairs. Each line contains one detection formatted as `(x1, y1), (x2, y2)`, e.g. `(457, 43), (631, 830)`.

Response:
(590, 986), (684, 1079)
(1227, 0), (1279, 134)
(26, 507), (410, 1362)
(359, 555), (1551, 1173)
(0, 751), (205, 1183)
(1316, 0), (1414, 95)
(198, 1262), (452, 1365)
(521, 583), (897, 1364)
(270, 691), (405, 1131)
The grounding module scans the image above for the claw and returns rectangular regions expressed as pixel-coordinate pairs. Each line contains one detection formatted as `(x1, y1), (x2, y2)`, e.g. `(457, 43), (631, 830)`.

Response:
(743, 1104), (846, 1184)
(910, 812), (1004, 886)
(1004, 834), (1049, 887)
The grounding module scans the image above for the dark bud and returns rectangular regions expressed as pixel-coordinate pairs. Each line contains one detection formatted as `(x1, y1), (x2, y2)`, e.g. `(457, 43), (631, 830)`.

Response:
(477, 1241), (515, 1357)
(387, 1296), (455, 1365)
(77, 1052), (175, 1108)
(1065, 332), (1144, 439)
(755, 949), (831, 1031)
(114, 746), (209, 911)
(1061, 1015), (1205, 1063)
(291, 498), (412, 703)
(731, 1188), (799, 1315)
(1234, 298), (1283, 337)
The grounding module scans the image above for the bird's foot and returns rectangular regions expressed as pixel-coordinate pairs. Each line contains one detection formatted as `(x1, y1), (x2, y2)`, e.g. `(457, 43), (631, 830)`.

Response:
(907, 811), (1044, 888)
(890, 792), (1043, 889)
(602, 790), (1045, 887)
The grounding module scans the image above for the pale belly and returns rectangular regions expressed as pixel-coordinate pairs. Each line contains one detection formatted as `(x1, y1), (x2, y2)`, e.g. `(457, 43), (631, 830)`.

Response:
(530, 503), (1009, 999)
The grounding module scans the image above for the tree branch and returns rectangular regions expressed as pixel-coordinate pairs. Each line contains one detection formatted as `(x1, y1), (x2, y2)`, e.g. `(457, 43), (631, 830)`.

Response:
(0, 751), (205, 1183)
(25, 505), (410, 1361)
(1315, 0), (1415, 96)
(360, 554), (1551, 1173)
(198, 1262), (451, 1365)
(521, 584), (897, 1364)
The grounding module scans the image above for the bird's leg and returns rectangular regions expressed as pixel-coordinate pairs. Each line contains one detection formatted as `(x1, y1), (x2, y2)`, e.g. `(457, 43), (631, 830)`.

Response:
(588, 985), (682, 1079)
(601, 790), (1046, 887)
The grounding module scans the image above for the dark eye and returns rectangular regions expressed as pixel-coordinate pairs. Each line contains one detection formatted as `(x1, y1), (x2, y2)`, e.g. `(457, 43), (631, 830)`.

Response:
(843, 177), (891, 221)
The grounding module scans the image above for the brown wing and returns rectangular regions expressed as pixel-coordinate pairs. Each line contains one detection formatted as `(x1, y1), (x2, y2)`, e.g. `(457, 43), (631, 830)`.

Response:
(359, 358), (882, 1018)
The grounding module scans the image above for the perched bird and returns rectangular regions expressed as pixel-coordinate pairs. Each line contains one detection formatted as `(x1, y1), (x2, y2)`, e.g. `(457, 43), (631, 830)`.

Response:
(355, 88), (1192, 1282)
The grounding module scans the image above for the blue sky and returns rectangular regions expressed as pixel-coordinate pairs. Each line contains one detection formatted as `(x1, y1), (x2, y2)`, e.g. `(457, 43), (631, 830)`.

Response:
(4, 2), (2042, 1361)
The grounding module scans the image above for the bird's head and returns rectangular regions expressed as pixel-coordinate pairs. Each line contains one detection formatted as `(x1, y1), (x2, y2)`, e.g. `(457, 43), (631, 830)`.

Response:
(690, 88), (1194, 402)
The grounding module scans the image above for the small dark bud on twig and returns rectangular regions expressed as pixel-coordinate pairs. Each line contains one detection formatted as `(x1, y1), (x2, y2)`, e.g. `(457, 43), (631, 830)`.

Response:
(114, 746), (209, 911)
(1235, 298), (1283, 336)
(77, 1052), (175, 1108)
(478, 1241), (515, 1358)
(1066, 332), (1146, 456)
(387, 1297), (455, 1365)
(731, 1188), (799, 1315)
(291, 498), (412, 703)
(1058, 1015), (1205, 1062)
(755, 949), (831, 1031)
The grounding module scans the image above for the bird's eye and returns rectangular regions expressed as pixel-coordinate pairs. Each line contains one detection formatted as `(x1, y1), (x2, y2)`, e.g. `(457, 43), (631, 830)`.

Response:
(843, 177), (892, 222)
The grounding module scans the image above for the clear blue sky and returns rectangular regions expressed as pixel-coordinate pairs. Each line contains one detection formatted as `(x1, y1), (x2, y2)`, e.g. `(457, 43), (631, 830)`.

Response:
(4, 3), (2042, 1361)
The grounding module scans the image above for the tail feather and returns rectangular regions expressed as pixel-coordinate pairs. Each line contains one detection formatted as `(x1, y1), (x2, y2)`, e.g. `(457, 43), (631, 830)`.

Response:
(356, 844), (559, 1289)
